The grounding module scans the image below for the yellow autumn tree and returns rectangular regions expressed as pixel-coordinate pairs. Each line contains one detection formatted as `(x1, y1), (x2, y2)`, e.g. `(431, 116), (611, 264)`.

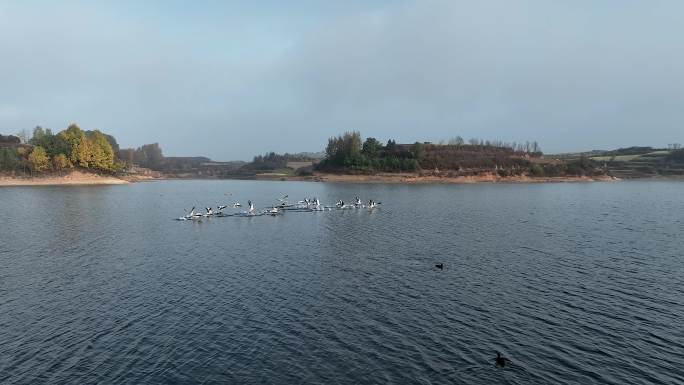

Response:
(87, 130), (115, 170)
(58, 124), (91, 167)
(52, 153), (71, 173)
(28, 146), (50, 173)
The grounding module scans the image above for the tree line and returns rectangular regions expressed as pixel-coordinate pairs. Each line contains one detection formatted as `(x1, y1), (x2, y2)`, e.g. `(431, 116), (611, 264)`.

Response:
(1, 124), (119, 173)
(118, 143), (164, 169)
(0, 124), (168, 174)
(242, 152), (321, 171)
(315, 131), (545, 173)
(317, 131), (421, 172)
(440, 136), (542, 154)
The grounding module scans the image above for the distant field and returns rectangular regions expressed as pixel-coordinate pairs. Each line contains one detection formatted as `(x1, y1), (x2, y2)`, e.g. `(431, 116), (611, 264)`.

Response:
(591, 154), (642, 162)
(286, 161), (313, 170)
(591, 151), (671, 162)
(257, 168), (295, 177)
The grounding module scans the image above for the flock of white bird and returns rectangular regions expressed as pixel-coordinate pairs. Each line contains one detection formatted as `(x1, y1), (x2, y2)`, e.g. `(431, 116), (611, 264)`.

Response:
(176, 195), (381, 221)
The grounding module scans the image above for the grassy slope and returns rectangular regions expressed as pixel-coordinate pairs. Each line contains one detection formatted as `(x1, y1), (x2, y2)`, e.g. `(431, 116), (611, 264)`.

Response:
(587, 150), (684, 178)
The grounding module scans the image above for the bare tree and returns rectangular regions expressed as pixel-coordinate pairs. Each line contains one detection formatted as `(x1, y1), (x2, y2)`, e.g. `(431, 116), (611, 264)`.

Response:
(15, 129), (29, 144)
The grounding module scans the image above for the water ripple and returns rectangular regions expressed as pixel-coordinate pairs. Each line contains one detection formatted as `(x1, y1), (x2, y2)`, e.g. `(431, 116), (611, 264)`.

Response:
(1, 181), (683, 384)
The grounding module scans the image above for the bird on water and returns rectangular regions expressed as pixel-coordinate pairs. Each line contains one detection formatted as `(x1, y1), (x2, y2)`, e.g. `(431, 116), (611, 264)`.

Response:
(495, 352), (511, 367)
(435, 263), (444, 270)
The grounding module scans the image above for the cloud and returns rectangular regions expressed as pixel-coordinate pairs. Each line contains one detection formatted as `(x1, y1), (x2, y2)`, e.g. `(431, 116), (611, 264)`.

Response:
(277, 0), (684, 151)
(0, 0), (682, 159)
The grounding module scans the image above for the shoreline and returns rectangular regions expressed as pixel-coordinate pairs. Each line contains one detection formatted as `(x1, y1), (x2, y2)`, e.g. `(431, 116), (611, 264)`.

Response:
(0, 170), (129, 186)
(5, 171), (682, 186)
(268, 172), (620, 184)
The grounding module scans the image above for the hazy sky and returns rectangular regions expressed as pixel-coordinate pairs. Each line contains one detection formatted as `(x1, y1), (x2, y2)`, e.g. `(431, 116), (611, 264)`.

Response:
(1, 1), (682, 160)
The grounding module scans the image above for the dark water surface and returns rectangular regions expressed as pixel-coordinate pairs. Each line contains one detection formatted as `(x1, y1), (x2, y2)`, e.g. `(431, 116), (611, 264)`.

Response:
(1, 180), (683, 384)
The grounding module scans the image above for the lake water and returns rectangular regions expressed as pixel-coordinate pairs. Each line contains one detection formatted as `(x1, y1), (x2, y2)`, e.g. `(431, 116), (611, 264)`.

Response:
(1, 180), (683, 384)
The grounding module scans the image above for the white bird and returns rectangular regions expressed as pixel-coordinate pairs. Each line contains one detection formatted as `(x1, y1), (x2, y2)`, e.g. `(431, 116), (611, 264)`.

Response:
(184, 207), (202, 220)
(277, 195), (289, 205)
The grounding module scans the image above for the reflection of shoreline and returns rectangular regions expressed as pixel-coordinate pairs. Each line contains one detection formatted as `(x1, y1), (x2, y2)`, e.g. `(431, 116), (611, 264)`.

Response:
(0, 170), (128, 186)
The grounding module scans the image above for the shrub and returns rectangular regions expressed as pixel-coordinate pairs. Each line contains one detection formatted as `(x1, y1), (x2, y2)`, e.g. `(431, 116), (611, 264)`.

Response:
(530, 164), (545, 177)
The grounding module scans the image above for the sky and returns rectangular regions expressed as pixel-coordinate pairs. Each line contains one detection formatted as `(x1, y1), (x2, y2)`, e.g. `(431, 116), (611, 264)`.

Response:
(1, 0), (682, 160)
